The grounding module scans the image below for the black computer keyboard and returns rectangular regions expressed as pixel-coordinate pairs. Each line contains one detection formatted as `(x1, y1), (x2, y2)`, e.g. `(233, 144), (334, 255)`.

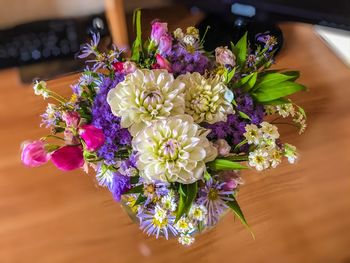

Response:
(0, 15), (109, 69)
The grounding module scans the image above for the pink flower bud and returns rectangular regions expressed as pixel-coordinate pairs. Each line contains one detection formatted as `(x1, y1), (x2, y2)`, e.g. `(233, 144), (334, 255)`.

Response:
(21, 140), (51, 167)
(79, 124), (105, 151)
(215, 46), (236, 67)
(158, 34), (172, 55)
(151, 21), (168, 44)
(62, 111), (80, 128)
(51, 145), (84, 171)
(113, 61), (137, 74)
(214, 139), (231, 156)
(112, 62), (124, 72)
(219, 170), (243, 191)
(153, 54), (172, 72)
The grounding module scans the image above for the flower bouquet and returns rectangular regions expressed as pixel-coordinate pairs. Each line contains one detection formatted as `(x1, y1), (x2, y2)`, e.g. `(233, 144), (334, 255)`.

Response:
(21, 10), (307, 246)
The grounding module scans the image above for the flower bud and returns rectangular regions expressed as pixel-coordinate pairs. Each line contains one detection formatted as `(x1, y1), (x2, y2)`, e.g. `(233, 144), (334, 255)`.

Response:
(153, 54), (172, 72)
(215, 46), (236, 67)
(151, 21), (168, 44)
(214, 139), (231, 156)
(51, 145), (84, 171)
(62, 111), (80, 128)
(158, 34), (172, 55)
(21, 141), (51, 167)
(79, 124), (105, 151)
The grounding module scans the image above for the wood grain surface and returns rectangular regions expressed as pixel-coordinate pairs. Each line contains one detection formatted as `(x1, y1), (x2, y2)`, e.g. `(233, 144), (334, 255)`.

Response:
(1, 23), (350, 263)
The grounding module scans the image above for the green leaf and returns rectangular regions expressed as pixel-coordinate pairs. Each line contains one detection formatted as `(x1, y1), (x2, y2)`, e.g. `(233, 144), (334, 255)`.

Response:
(124, 184), (143, 194)
(234, 72), (255, 89)
(130, 176), (140, 184)
(260, 97), (290, 105)
(238, 111), (251, 120)
(131, 9), (142, 62)
(204, 170), (211, 181)
(234, 32), (248, 67)
(252, 81), (306, 102)
(282, 71), (300, 81)
(224, 67), (236, 83)
(254, 72), (300, 92)
(208, 159), (248, 171)
(175, 182), (198, 222)
(243, 72), (257, 92)
(226, 198), (255, 238)
(133, 194), (147, 206)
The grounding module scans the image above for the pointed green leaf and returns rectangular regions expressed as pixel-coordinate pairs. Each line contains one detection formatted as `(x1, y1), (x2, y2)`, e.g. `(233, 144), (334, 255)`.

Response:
(234, 32), (248, 67)
(252, 81), (306, 102)
(243, 72), (257, 91)
(234, 72), (256, 88)
(176, 182), (198, 222)
(238, 111), (251, 120)
(226, 198), (254, 238)
(124, 184), (143, 194)
(224, 67), (236, 83)
(260, 97), (290, 105)
(255, 72), (300, 92)
(131, 9), (142, 62)
(208, 159), (248, 171)
(133, 194), (147, 206)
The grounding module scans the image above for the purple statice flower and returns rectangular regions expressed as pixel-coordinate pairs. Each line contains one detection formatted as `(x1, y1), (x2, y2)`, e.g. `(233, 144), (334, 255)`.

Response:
(137, 205), (178, 239)
(205, 88), (264, 152)
(91, 74), (132, 165)
(166, 44), (211, 76)
(78, 33), (100, 59)
(111, 172), (131, 201)
(256, 32), (278, 51)
(197, 178), (234, 226)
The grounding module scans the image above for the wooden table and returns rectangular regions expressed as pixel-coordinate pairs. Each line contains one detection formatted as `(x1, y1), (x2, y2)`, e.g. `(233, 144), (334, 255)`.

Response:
(1, 23), (350, 263)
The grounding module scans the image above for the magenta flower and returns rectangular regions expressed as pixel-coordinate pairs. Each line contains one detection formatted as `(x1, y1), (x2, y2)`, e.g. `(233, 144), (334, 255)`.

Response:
(79, 124), (105, 151)
(158, 34), (172, 55)
(51, 145), (84, 171)
(153, 54), (172, 72)
(151, 21), (168, 44)
(21, 140), (51, 167)
(62, 111), (80, 128)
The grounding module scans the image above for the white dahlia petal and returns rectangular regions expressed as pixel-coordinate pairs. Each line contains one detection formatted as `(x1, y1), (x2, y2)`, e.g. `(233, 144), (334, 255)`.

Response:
(132, 115), (218, 184)
(107, 69), (185, 135)
(178, 72), (234, 124)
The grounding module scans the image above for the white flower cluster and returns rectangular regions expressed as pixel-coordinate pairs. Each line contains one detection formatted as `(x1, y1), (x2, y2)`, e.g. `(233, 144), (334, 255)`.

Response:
(175, 204), (208, 246)
(33, 80), (49, 99)
(107, 69), (235, 184)
(265, 103), (307, 134)
(244, 122), (298, 171)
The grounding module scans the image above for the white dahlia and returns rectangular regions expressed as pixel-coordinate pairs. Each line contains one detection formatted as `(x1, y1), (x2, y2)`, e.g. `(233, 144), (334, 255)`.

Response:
(107, 69), (185, 135)
(178, 72), (234, 124)
(132, 115), (218, 184)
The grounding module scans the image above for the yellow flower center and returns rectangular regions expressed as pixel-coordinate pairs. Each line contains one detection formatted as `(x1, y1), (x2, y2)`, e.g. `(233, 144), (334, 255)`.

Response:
(208, 189), (219, 200)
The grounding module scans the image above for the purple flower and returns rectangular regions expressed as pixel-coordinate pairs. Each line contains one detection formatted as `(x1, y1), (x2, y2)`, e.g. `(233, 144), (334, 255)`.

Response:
(205, 88), (264, 152)
(151, 21), (168, 44)
(91, 74), (132, 164)
(158, 34), (172, 55)
(166, 44), (211, 76)
(78, 33), (100, 59)
(111, 172), (131, 201)
(197, 178), (234, 226)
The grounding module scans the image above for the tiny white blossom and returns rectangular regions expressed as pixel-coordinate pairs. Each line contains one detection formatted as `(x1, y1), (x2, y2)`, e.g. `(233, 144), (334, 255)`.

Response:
(189, 204), (207, 222)
(249, 149), (270, 171)
(260, 122), (280, 140)
(178, 233), (195, 246)
(183, 35), (197, 46)
(243, 124), (262, 145)
(276, 103), (295, 118)
(161, 192), (177, 212)
(284, 143), (298, 164)
(175, 217), (194, 233)
(154, 205), (167, 222)
(173, 28), (184, 39)
(33, 80), (49, 99)
(268, 148), (282, 168)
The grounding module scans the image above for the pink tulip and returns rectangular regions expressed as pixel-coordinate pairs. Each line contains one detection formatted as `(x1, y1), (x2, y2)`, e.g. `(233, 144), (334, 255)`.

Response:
(153, 54), (172, 72)
(51, 145), (84, 171)
(151, 21), (168, 44)
(21, 140), (51, 167)
(158, 34), (172, 54)
(62, 111), (80, 128)
(79, 124), (105, 151)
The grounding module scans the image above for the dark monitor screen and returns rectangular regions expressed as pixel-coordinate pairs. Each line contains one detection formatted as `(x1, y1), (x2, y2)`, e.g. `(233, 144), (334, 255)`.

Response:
(227, 0), (350, 30)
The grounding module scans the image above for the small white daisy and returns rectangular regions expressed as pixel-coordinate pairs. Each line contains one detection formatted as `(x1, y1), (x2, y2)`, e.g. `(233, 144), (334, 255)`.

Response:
(248, 149), (270, 171)
(243, 124), (262, 145)
(260, 122), (280, 140)
(189, 204), (207, 222)
(178, 233), (195, 246)
(284, 143), (298, 164)
(175, 217), (194, 233)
